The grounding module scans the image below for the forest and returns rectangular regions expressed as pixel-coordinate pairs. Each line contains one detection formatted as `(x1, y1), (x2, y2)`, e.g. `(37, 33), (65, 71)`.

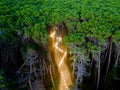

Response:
(0, 0), (120, 90)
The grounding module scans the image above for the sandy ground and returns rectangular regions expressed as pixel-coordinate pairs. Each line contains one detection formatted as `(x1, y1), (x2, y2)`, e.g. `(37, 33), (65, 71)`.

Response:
(50, 29), (72, 90)
(59, 62), (72, 90)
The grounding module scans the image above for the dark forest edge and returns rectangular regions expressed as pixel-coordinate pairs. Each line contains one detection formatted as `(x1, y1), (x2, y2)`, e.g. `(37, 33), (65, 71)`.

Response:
(0, 0), (120, 90)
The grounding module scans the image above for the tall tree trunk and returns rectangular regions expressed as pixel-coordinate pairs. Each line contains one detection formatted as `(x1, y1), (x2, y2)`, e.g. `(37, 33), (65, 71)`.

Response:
(96, 52), (101, 90)
(104, 38), (112, 82)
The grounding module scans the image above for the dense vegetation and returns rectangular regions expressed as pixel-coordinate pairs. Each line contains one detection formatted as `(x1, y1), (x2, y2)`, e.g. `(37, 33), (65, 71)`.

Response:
(0, 0), (120, 44)
(0, 0), (120, 90)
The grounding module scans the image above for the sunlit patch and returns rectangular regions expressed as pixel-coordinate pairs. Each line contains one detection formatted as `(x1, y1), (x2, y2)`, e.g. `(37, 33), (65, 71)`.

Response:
(55, 37), (64, 53)
(61, 70), (68, 89)
(50, 30), (56, 38)
(50, 28), (71, 90)
(58, 51), (67, 67)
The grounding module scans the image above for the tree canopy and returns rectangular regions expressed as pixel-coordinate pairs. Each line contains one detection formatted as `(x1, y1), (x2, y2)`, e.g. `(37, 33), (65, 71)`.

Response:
(0, 0), (120, 45)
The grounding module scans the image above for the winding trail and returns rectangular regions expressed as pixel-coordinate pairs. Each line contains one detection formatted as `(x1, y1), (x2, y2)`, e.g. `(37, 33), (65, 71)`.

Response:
(50, 28), (72, 90)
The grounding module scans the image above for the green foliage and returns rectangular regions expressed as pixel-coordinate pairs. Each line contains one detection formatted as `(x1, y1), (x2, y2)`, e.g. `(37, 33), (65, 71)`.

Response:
(0, 0), (120, 89)
(105, 67), (117, 90)
(0, 0), (120, 48)
(0, 70), (18, 90)
(0, 70), (5, 88)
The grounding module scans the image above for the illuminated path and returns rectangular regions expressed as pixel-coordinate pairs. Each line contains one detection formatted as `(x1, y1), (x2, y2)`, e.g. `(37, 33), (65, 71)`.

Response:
(50, 28), (72, 90)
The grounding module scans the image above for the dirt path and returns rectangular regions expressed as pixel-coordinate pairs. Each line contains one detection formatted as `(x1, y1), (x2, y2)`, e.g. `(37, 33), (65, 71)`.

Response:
(50, 29), (72, 90)
(59, 61), (72, 90)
